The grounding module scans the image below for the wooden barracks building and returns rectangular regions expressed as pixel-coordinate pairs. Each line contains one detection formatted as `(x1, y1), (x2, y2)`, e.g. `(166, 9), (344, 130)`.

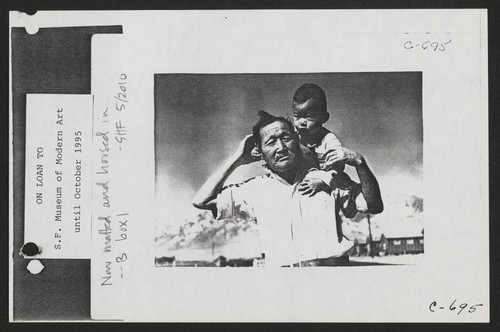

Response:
(353, 228), (424, 256)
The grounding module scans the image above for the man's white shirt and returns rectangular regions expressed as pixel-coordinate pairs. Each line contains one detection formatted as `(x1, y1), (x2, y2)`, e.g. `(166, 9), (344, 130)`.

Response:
(217, 169), (367, 267)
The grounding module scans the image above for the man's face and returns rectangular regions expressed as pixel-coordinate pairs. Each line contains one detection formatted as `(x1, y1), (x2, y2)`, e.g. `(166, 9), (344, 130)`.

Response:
(259, 121), (302, 173)
(293, 99), (327, 135)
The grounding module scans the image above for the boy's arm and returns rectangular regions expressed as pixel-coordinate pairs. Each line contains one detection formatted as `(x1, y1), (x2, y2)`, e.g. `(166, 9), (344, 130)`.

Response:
(299, 132), (348, 196)
(297, 170), (334, 196)
(323, 132), (342, 149)
(298, 177), (330, 196)
(192, 135), (257, 213)
(321, 133), (345, 172)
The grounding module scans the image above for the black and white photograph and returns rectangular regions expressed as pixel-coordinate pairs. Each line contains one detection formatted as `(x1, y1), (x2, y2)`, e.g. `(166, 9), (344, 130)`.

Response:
(154, 73), (423, 268)
(9, 9), (488, 322)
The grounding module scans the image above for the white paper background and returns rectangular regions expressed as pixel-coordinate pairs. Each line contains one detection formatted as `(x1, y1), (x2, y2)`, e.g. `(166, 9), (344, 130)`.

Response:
(11, 10), (488, 322)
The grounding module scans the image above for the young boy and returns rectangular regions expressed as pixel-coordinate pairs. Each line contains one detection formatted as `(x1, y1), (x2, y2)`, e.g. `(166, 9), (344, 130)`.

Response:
(292, 83), (368, 244)
(292, 83), (349, 195)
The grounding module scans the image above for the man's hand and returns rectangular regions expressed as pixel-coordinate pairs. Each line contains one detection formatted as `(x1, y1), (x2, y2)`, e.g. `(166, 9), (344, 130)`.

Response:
(193, 134), (257, 214)
(233, 134), (259, 166)
(324, 147), (384, 215)
(298, 178), (330, 197)
(323, 146), (364, 168)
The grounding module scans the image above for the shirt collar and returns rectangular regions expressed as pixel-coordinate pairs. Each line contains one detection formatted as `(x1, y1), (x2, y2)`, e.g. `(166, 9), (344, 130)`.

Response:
(262, 163), (315, 187)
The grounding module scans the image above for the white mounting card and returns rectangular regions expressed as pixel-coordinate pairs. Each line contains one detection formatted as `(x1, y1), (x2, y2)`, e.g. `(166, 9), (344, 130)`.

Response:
(12, 10), (488, 322)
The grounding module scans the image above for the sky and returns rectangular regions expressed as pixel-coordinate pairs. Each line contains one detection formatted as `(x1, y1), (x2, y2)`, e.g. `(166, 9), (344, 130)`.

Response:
(154, 73), (422, 231)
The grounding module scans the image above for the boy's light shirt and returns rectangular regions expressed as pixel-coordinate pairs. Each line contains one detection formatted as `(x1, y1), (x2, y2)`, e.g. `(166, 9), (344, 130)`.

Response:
(313, 131), (342, 170)
(295, 125), (343, 171)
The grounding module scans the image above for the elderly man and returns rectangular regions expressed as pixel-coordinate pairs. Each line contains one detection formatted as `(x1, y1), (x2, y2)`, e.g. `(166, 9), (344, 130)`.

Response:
(193, 111), (383, 267)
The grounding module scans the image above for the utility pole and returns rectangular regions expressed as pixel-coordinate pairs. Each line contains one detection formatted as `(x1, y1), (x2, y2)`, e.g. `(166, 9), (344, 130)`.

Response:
(367, 214), (374, 258)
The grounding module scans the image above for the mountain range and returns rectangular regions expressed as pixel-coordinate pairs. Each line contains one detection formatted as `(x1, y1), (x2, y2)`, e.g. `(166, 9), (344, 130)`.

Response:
(156, 194), (424, 259)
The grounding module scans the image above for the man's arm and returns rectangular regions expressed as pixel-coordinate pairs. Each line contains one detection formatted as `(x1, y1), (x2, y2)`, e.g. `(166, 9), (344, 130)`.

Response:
(192, 135), (257, 215)
(324, 147), (384, 214)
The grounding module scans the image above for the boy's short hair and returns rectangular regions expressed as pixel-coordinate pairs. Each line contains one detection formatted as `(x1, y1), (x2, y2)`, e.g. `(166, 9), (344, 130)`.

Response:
(252, 110), (296, 148)
(292, 83), (327, 113)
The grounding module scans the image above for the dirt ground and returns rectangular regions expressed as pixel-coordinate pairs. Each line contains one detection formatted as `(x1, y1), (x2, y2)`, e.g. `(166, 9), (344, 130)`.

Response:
(349, 253), (424, 265)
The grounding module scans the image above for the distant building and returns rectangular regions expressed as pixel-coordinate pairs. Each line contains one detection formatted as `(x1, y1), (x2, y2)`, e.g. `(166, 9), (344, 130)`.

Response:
(353, 229), (424, 256)
(226, 258), (254, 267)
(155, 256), (176, 266)
(214, 255), (258, 267)
(353, 236), (382, 257)
(155, 254), (263, 267)
(213, 255), (227, 267)
(174, 260), (214, 267)
(380, 229), (424, 255)
(253, 253), (266, 267)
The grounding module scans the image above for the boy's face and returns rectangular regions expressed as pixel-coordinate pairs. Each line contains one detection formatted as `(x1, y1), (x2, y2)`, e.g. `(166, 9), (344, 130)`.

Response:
(293, 99), (328, 136)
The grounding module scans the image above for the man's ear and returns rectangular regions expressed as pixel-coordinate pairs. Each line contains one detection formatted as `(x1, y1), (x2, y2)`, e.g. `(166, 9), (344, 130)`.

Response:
(251, 146), (262, 160)
(321, 112), (330, 124)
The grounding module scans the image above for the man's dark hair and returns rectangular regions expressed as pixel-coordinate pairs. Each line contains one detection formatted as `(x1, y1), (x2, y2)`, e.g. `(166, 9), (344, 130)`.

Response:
(292, 83), (327, 113)
(252, 110), (296, 148)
